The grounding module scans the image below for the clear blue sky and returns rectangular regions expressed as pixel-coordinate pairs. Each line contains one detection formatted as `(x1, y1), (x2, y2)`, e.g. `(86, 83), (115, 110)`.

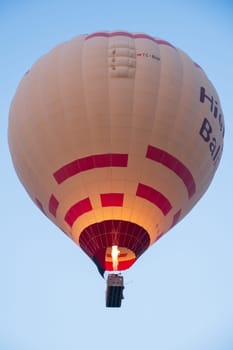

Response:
(1, 1), (233, 349)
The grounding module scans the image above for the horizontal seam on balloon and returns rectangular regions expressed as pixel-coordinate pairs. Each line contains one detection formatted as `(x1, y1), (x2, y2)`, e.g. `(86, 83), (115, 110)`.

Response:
(85, 31), (134, 40)
(85, 32), (176, 48)
(53, 153), (128, 184)
(134, 34), (176, 48)
(136, 183), (172, 215)
(146, 145), (196, 199)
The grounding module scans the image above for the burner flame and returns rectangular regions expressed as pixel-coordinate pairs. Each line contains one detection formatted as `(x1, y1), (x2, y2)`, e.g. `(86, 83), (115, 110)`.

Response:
(111, 245), (120, 271)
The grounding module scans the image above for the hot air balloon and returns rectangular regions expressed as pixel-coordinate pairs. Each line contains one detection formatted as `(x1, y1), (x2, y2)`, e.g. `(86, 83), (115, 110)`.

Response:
(8, 31), (224, 307)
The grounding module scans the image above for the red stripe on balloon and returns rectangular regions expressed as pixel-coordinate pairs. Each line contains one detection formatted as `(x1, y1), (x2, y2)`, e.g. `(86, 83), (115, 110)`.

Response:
(35, 198), (46, 215)
(85, 31), (134, 40)
(100, 193), (124, 207)
(133, 33), (176, 48)
(146, 145), (196, 198)
(193, 61), (203, 69)
(49, 194), (59, 217)
(171, 209), (181, 228)
(136, 183), (172, 215)
(156, 209), (182, 241)
(53, 153), (128, 184)
(65, 197), (92, 227)
(105, 258), (136, 271)
(85, 32), (176, 48)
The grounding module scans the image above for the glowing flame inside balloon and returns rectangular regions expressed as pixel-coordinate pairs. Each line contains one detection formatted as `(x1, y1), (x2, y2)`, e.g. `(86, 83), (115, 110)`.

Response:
(111, 245), (120, 271)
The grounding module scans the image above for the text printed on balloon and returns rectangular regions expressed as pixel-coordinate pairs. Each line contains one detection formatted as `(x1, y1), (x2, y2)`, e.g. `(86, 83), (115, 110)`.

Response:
(199, 86), (224, 165)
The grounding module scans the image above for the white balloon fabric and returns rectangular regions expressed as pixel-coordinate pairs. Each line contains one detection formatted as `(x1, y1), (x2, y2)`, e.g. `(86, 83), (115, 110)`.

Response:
(8, 31), (224, 274)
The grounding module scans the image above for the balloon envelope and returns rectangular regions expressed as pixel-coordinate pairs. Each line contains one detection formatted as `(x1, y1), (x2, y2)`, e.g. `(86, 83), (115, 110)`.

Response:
(8, 31), (224, 275)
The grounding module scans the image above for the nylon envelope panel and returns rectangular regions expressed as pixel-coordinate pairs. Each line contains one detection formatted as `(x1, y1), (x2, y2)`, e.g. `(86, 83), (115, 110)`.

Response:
(8, 54), (59, 209)
(8, 31), (225, 269)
